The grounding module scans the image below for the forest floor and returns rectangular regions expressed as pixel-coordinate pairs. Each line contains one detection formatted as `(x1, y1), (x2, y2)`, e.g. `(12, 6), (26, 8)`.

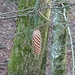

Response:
(0, 0), (17, 75)
(0, 0), (75, 75)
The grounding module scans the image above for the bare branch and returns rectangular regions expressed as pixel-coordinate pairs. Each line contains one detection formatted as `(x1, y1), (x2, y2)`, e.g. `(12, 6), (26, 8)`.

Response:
(0, 10), (35, 20)
(0, 7), (34, 16)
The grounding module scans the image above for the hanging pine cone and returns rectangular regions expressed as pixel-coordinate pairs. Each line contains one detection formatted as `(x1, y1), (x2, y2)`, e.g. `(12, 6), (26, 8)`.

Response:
(32, 28), (42, 55)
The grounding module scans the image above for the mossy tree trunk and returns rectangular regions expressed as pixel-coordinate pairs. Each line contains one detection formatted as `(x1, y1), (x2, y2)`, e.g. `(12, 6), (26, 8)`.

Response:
(7, 0), (51, 75)
(51, 0), (68, 75)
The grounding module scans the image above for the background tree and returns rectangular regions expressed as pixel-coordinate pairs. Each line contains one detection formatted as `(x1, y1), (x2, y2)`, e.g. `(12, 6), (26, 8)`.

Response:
(51, 0), (69, 75)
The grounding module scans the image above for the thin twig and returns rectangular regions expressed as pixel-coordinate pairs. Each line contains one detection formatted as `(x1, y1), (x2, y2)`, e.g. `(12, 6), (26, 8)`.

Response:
(62, 4), (74, 75)
(68, 26), (74, 75)
(0, 3), (75, 16)
(0, 10), (35, 20)
(48, 4), (71, 9)
(0, 7), (34, 16)
(58, 24), (68, 37)
(0, 3), (75, 20)
(38, 10), (50, 21)
(41, 2), (75, 10)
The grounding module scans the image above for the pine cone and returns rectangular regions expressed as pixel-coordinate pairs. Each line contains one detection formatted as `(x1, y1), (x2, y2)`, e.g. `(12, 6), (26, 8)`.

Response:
(32, 28), (42, 55)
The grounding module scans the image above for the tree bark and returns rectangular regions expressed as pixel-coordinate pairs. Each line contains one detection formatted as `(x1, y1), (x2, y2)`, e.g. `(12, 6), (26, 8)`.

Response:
(51, 0), (68, 75)
(7, 0), (51, 75)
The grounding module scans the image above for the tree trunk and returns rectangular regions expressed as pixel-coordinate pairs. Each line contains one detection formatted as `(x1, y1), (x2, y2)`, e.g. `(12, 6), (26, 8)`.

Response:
(51, 1), (68, 75)
(7, 0), (51, 75)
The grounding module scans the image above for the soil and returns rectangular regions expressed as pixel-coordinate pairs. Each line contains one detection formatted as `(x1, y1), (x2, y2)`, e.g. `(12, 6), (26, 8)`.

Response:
(0, 0), (17, 75)
(0, 0), (75, 75)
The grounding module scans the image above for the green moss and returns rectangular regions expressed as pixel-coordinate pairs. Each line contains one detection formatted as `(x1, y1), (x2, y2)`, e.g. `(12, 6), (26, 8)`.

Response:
(7, 0), (51, 75)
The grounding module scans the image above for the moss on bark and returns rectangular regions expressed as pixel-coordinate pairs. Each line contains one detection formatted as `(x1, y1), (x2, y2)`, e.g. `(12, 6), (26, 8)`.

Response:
(7, 0), (51, 75)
